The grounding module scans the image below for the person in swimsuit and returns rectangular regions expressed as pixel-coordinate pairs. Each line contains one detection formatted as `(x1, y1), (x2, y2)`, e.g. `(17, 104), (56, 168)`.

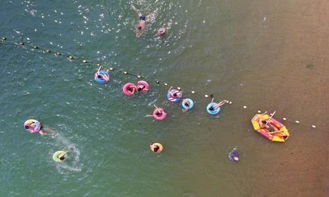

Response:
(182, 99), (190, 112)
(150, 143), (163, 153)
(136, 15), (146, 37)
(156, 27), (166, 37)
(168, 86), (182, 98)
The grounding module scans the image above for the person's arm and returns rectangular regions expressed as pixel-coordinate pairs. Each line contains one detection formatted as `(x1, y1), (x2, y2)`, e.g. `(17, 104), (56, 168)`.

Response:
(145, 114), (153, 117)
(39, 130), (47, 136)
(168, 86), (173, 92)
(136, 31), (143, 38)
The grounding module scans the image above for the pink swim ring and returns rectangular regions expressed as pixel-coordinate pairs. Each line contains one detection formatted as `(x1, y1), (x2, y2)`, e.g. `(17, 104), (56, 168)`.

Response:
(137, 80), (149, 93)
(122, 83), (136, 96)
(153, 108), (167, 120)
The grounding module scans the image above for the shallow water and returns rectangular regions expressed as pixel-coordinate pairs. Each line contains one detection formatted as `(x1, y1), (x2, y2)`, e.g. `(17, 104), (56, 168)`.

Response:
(0, 0), (328, 196)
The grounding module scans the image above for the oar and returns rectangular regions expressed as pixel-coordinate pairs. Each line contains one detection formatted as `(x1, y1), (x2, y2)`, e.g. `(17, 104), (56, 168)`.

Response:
(265, 111), (276, 125)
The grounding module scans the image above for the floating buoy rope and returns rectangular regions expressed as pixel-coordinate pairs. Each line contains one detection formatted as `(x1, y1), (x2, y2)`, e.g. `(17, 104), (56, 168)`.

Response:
(0, 36), (318, 129)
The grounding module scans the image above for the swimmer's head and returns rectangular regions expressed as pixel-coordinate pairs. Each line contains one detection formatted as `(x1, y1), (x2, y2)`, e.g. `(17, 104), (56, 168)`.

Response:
(24, 126), (29, 129)
(153, 145), (160, 152)
(59, 156), (65, 161)
(97, 75), (102, 78)
(233, 157), (239, 161)
(138, 26), (142, 30)
(158, 28), (166, 35)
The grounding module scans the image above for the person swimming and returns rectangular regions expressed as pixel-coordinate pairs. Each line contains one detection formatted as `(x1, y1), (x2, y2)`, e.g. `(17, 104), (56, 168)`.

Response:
(137, 85), (144, 91)
(228, 147), (239, 163)
(150, 142), (164, 153)
(156, 27), (166, 37)
(53, 151), (69, 162)
(136, 15), (146, 37)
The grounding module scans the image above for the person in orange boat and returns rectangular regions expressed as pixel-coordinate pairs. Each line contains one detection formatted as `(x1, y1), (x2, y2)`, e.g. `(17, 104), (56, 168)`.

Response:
(259, 120), (280, 134)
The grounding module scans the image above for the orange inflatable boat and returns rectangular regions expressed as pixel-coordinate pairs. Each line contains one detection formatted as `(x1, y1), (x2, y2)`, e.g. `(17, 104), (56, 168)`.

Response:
(251, 113), (290, 142)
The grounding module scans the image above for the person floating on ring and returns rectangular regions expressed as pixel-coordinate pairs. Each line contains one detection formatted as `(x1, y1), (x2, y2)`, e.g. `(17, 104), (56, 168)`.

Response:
(94, 67), (110, 84)
(122, 82), (137, 96)
(206, 98), (230, 115)
(145, 105), (167, 120)
(136, 80), (150, 93)
(181, 98), (194, 112)
(150, 142), (164, 153)
(24, 119), (54, 136)
(52, 151), (69, 162)
(167, 86), (183, 102)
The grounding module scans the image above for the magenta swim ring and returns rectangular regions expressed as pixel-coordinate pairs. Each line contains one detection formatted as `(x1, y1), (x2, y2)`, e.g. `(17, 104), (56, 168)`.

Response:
(153, 108), (167, 120)
(122, 82), (136, 96)
(136, 80), (149, 93)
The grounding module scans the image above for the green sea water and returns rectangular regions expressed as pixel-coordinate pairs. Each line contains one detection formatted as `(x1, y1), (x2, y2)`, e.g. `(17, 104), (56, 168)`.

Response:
(0, 0), (328, 196)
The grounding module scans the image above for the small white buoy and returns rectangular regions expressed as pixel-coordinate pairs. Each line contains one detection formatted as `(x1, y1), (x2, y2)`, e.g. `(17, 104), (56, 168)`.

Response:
(191, 90), (195, 94)
(177, 87), (181, 90)
(257, 110), (261, 113)
(164, 83), (168, 86)
(243, 106), (247, 109)
(282, 117), (287, 121)
(205, 94), (209, 98)
(311, 125), (316, 128)
(295, 120), (300, 124)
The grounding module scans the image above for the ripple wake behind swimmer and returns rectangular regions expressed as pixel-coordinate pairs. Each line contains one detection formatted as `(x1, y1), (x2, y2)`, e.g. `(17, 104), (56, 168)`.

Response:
(52, 133), (82, 173)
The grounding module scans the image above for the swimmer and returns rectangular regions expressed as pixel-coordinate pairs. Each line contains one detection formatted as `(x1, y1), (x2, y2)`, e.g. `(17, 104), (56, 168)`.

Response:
(128, 85), (137, 94)
(136, 15), (146, 37)
(156, 27), (167, 37)
(24, 119), (54, 136)
(53, 151), (69, 162)
(134, 10), (158, 37)
(228, 147), (239, 163)
(150, 142), (164, 153)
(137, 84), (145, 91)
(58, 151), (68, 161)
(181, 98), (191, 112)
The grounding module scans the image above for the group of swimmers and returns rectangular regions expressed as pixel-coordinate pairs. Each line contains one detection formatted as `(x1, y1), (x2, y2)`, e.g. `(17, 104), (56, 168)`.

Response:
(135, 13), (167, 38)
(22, 12), (234, 161)
(24, 119), (70, 162)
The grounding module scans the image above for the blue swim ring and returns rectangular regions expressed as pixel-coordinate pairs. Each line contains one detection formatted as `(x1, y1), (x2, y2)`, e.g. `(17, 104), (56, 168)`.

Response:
(182, 98), (194, 110)
(206, 102), (220, 115)
(94, 70), (110, 84)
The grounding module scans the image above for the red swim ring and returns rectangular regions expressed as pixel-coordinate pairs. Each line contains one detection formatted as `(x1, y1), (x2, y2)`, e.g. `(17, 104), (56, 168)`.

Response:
(152, 108), (167, 120)
(137, 80), (149, 93)
(122, 83), (136, 96)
